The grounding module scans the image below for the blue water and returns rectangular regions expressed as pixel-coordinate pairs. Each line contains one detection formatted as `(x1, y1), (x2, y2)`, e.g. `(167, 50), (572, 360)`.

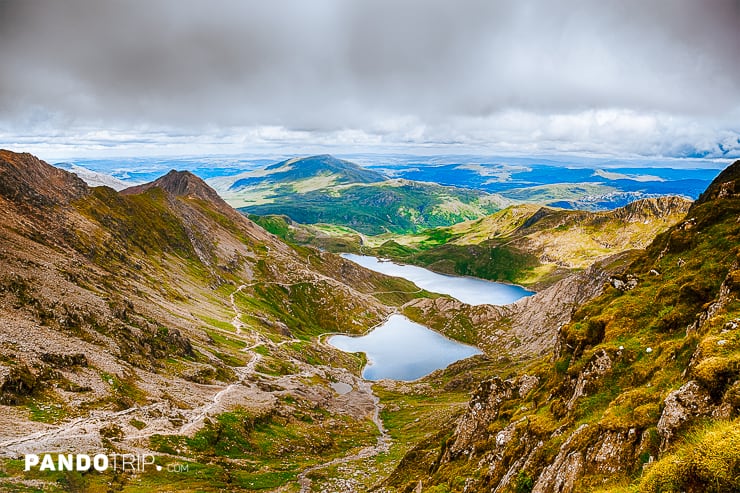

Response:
(328, 315), (482, 381)
(342, 254), (533, 306)
(329, 256), (533, 380)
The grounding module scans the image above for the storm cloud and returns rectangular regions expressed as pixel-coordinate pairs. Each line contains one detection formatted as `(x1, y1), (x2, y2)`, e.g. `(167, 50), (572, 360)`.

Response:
(1, 0), (739, 158)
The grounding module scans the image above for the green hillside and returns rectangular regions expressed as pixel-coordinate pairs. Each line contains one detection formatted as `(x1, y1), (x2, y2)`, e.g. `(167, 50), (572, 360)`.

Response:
(366, 196), (691, 289)
(384, 160), (740, 492)
(242, 179), (506, 235)
(207, 155), (509, 234)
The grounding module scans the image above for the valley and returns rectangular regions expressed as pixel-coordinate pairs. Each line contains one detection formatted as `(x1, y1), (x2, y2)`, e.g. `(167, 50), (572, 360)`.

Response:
(0, 149), (738, 493)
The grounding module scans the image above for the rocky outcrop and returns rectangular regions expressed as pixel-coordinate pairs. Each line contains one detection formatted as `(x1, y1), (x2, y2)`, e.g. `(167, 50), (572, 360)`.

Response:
(443, 374), (541, 461)
(0, 364), (39, 404)
(565, 349), (613, 412)
(692, 159), (740, 207)
(656, 381), (714, 449)
(609, 273), (638, 291)
(405, 252), (629, 360)
(532, 425), (645, 493)
(123, 170), (227, 208)
(612, 196), (692, 223)
(0, 150), (89, 207)
(445, 377), (515, 458)
(531, 425), (589, 493)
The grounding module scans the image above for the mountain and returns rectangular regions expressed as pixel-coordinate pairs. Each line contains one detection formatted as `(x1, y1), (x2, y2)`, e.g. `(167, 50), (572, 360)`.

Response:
(385, 160), (740, 492)
(0, 150), (88, 206)
(207, 154), (510, 234)
(230, 154), (386, 189)
(122, 169), (231, 206)
(0, 150), (430, 491)
(3, 149), (737, 492)
(55, 162), (133, 191)
(368, 196), (691, 289)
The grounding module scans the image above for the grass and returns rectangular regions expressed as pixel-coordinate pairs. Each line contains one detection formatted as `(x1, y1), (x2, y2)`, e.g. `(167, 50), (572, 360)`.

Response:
(640, 419), (740, 492)
(27, 399), (67, 423)
(196, 314), (235, 332)
(205, 329), (247, 350)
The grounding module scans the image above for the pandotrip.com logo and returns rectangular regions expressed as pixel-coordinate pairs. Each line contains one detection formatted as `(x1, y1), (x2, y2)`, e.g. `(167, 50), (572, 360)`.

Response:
(24, 453), (189, 473)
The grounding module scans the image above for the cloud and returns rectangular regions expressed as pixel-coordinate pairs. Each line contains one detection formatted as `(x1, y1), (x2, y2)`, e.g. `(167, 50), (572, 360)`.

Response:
(0, 0), (739, 158)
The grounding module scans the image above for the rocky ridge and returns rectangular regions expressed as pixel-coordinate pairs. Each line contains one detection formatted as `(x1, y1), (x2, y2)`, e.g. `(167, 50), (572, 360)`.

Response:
(387, 160), (740, 492)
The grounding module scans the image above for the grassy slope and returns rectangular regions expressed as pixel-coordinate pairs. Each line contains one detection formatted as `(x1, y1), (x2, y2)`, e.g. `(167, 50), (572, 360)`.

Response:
(239, 180), (506, 235)
(252, 198), (689, 290)
(382, 166), (740, 492)
(0, 158), (439, 492)
(370, 197), (690, 289)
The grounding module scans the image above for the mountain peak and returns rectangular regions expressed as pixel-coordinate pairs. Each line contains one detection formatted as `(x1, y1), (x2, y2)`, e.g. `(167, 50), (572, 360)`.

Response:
(693, 159), (740, 207)
(229, 155), (385, 191)
(122, 169), (225, 205)
(0, 149), (88, 206)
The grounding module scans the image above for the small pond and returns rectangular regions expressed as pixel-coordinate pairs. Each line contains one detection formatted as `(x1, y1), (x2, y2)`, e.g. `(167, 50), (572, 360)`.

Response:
(328, 314), (482, 381)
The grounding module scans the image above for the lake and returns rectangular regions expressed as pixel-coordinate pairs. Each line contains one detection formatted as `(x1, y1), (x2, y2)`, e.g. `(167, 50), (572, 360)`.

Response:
(329, 256), (533, 380)
(328, 314), (482, 381)
(342, 253), (533, 306)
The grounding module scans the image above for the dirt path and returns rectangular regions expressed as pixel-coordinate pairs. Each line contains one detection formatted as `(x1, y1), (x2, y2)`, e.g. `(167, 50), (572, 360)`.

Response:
(229, 284), (248, 334)
(0, 284), (266, 457)
(178, 353), (261, 435)
(296, 378), (390, 493)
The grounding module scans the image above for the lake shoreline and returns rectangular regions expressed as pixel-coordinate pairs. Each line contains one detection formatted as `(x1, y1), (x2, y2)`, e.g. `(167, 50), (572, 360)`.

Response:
(328, 314), (482, 381)
(342, 253), (533, 306)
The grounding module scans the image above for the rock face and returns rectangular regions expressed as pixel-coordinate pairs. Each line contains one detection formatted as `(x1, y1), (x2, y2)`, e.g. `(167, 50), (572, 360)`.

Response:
(0, 150), (89, 206)
(656, 381), (714, 449)
(612, 196), (692, 223)
(123, 170), (227, 208)
(445, 377), (515, 458)
(693, 159), (740, 206)
(565, 349), (613, 411)
(531, 426), (588, 493)
(405, 250), (629, 359)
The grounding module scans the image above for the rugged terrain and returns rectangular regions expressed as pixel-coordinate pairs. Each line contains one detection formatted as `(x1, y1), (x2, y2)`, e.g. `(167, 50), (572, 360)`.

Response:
(0, 150), (434, 491)
(384, 160), (740, 492)
(257, 196), (690, 290)
(372, 196), (692, 289)
(1, 149), (736, 492)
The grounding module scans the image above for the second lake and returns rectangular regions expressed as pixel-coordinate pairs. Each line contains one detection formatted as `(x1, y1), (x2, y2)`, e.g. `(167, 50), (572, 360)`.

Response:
(342, 254), (532, 306)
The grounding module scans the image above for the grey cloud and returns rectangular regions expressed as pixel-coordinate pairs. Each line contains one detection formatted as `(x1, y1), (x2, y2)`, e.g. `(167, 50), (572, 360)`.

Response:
(0, 0), (739, 156)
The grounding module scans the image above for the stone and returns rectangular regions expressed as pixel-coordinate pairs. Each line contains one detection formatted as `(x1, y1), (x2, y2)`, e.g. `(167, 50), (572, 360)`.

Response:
(657, 381), (713, 449)
(518, 374), (540, 398)
(566, 349), (613, 411)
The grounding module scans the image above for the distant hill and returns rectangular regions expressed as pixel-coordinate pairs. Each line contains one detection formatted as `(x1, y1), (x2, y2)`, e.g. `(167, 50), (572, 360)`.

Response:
(230, 154), (386, 189)
(371, 196), (692, 288)
(208, 154), (510, 235)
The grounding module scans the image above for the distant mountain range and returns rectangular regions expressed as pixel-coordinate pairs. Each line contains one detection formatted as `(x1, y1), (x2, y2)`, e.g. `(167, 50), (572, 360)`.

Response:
(56, 153), (721, 237)
(207, 154), (510, 235)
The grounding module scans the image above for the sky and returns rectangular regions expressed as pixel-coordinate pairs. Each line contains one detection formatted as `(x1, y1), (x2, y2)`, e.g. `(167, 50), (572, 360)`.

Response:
(0, 0), (739, 160)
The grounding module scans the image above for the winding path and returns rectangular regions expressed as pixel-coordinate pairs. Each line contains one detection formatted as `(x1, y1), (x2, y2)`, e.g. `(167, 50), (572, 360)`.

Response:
(297, 378), (390, 492)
